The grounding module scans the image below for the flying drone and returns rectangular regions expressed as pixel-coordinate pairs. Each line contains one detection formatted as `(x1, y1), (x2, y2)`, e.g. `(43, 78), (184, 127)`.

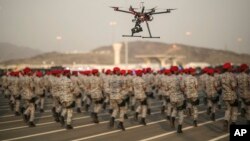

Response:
(111, 3), (176, 38)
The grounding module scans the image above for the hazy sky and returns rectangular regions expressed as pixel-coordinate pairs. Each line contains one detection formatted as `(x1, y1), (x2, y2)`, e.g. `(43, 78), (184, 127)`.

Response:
(0, 0), (250, 54)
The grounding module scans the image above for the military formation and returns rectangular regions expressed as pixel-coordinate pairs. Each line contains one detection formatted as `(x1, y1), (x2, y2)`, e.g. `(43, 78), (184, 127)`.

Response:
(0, 62), (249, 134)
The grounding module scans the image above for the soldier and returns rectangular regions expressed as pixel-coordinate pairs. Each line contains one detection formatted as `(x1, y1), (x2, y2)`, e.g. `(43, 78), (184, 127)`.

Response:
(214, 68), (223, 109)
(220, 62), (238, 131)
(102, 69), (112, 112)
(199, 67), (209, 105)
(204, 68), (219, 121)
(132, 69), (148, 125)
(108, 67), (126, 131)
(19, 67), (36, 127)
(8, 71), (21, 116)
(142, 67), (155, 115)
(79, 71), (92, 112)
(71, 71), (83, 113)
(159, 69), (172, 120)
(236, 64), (250, 125)
(169, 66), (186, 133)
(34, 71), (46, 113)
(181, 68), (199, 127)
(89, 69), (104, 123)
(59, 70), (75, 129)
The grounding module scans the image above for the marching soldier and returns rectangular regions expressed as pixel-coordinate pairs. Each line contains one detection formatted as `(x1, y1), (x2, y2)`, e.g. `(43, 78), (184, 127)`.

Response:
(34, 71), (46, 113)
(132, 69), (147, 125)
(89, 69), (104, 123)
(108, 67), (126, 130)
(169, 66), (186, 133)
(220, 62), (238, 131)
(19, 67), (36, 127)
(9, 71), (21, 116)
(71, 71), (83, 113)
(236, 64), (250, 125)
(204, 68), (219, 121)
(181, 68), (199, 127)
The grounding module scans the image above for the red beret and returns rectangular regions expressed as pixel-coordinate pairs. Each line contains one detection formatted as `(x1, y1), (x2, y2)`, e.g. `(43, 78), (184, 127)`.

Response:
(36, 71), (43, 77)
(113, 67), (120, 72)
(23, 67), (31, 73)
(170, 66), (179, 72)
(105, 69), (111, 74)
(240, 64), (249, 71)
(207, 68), (214, 75)
(120, 70), (126, 75)
(127, 70), (132, 74)
(146, 67), (152, 73)
(164, 69), (171, 74)
(92, 69), (99, 74)
(189, 68), (196, 73)
(72, 71), (78, 75)
(223, 62), (232, 69)
(136, 70), (143, 76)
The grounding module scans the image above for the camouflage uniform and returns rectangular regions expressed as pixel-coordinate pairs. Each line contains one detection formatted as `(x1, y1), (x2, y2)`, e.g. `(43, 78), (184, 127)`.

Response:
(9, 75), (21, 115)
(58, 76), (75, 129)
(132, 76), (147, 125)
(19, 75), (36, 126)
(71, 75), (83, 113)
(108, 74), (126, 130)
(33, 76), (46, 112)
(89, 75), (104, 123)
(159, 75), (172, 119)
(169, 75), (185, 132)
(2, 75), (11, 98)
(142, 73), (155, 114)
(181, 75), (199, 124)
(204, 75), (219, 120)
(79, 74), (92, 111)
(199, 73), (209, 105)
(237, 72), (250, 123)
(220, 72), (238, 125)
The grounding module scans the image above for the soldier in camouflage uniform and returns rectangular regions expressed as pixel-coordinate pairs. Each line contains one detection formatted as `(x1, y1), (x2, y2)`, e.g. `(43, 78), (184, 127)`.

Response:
(159, 69), (172, 120)
(108, 67), (126, 130)
(79, 71), (92, 112)
(169, 66), (186, 133)
(34, 71), (46, 113)
(204, 68), (219, 121)
(58, 70), (75, 129)
(101, 69), (112, 112)
(236, 64), (250, 125)
(181, 68), (199, 127)
(132, 70), (147, 125)
(89, 69), (104, 123)
(19, 67), (36, 127)
(220, 63), (238, 131)
(8, 71), (21, 116)
(71, 71), (83, 113)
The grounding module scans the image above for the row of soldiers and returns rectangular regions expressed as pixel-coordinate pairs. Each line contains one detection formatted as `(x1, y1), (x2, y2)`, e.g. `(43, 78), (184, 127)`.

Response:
(0, 62), (249, 133)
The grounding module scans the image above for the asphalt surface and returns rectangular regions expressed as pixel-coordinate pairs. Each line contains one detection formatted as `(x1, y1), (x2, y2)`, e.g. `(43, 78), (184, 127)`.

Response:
(0, 94), (246, 141)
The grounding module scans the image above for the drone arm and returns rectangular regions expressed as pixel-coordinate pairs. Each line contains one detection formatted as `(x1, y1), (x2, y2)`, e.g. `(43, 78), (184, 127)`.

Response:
(149, 11), (170, 15)
(115, 9), (135, 14)
(145, 21), (152, 37)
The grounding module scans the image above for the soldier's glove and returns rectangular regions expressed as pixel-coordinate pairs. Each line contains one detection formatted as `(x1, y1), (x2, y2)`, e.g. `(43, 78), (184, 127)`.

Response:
(67, 101), (76, 109)
(152, 86), (156, 90)
(29, 97), (37, 103)
(141, 99), (148, 106)
(211, 96), (219, 103)
(41, 93), (45, 98)
(158, 95), (162, 100)
(76, 93), (82, 98)
(230, 100), (238, 107)
(191, 99), (200, 106)
(15, 95), (21, 100)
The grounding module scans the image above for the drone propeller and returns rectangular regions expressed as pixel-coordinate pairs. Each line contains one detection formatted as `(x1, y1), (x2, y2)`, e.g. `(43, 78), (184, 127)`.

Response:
(166, 8), (177, 12)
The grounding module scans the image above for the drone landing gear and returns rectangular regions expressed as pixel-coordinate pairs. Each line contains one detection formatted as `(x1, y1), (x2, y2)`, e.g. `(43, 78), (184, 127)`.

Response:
(122, 35), (141, 38)
(142, 36), (160, 38)
(142, 21), (160, 38)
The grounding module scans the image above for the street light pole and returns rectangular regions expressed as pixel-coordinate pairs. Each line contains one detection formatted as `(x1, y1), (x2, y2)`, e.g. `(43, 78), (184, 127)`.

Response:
(109, 21), (117, 44)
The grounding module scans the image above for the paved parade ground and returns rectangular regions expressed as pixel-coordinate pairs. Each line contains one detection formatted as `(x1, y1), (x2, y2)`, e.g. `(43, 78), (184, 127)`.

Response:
(0, 94), (239, 141)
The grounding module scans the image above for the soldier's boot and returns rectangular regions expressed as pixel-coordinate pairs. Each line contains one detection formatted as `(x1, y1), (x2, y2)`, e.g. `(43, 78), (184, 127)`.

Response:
(108, 109), (113, 114)
(140, 118), (146, 125)
(40, 109), (44, 113)
(161, 106), (165, 114)
(85, 104), (90, 112)
(247, 120), (250, 125)
(51, 107), (56, 114)
(76, 107), (81, 113)
(207, 107), (211, 115)
(102, 102), (107, 110)
(223, 120), (229, 132)
(177, 124), (183, 133)
(171, 117), (175, 128)
(23, 114), (29, 123)
(28, 122), (36, 127)
(66, 124), (73, 130)
(54, 113), (60, 122)
(124, 114), (128, 119)
(93, 113), (99, 123)
(210, 113), (215, 121)
(15, 111), (20, 116)
(193, 120), (198, 127)
(241, 108), (246, 117)
(117, 122), (125, 131)
(131, 106), (135, 111)
(147, 108), (151, 115)
(59, 116), (65, 126)
(20, 107), (25, 114)
(217, 104), (221, 109)
(134, 112), (139, 121)
(109, 117), (115, 128)
(166, 115), (170, 121)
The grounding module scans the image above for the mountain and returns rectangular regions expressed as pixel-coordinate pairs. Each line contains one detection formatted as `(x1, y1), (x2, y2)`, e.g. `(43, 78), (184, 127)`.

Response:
(1, 41), (249, 66)
(0, 43), (43, 62)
